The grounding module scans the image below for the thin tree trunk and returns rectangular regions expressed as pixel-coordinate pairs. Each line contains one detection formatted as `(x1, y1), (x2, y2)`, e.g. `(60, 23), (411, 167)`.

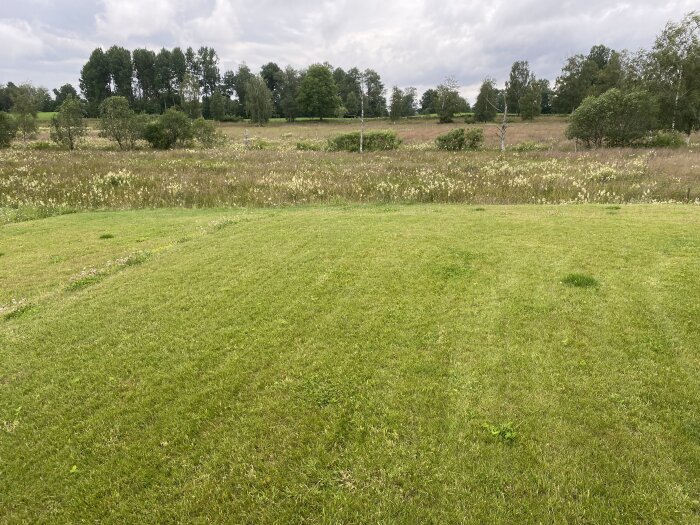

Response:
(672, 63), (683, 132)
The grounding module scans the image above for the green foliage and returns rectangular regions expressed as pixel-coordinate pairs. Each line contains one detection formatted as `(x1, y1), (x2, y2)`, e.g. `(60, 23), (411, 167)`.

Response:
(11, 85), (39, 142)
(192, 117), (220, 148)
(143, 109), (192, 149)
(327, 130), (400, 152)
(484, 422), (517, 444)
(50, 96), (86, 151)
(506, 61), (532, 114)
(296, 64), (340, 119)
(296, 139), (325, 151)
(0, 111), (17, 148)
(245, 75), (274, 126)
(566, 89), (658, 147)
(644, 130), (686, 148)
(519, 81), (543, 120)
(99, 96), (144, 150)
(511, 141), (550, 152)
(209, 90), (226, 121)
(435, 79), (462, 123)
(435, 128), (484, 151)
(464, 128), (484, 150)
(474, 79), (498, 122)
(435, 128), (466, 150)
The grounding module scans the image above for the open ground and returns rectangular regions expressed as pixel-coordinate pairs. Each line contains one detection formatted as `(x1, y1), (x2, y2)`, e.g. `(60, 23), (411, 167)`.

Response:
(1, 117), (700, 523)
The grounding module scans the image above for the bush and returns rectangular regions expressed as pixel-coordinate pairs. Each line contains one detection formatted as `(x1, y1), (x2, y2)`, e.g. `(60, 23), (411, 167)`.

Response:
(566, 89), (658, 147)
(436, 128), (466, 150)
(99, 96), (144, 150)
(0, 112), (17, 148)
(463, 114), (476, 124)
(511, 141), (549, 152)
(644, 130), (685, 148)
(464, 128), (484, 150)
(50, 96), (86, 151)
(143, 109), (192, 149)
(327, 130), (400, 152)
(296, 139), (325, 151)
(192, 117), (220, 148)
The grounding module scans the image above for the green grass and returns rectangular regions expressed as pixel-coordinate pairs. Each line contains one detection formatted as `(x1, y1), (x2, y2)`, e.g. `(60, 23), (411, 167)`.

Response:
(1, 205), (700, 523)
(37, 111), (57, 121)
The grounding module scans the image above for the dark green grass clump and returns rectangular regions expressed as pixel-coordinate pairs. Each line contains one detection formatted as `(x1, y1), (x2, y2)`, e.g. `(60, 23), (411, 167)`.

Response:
(561, 273), (599, 288)
(99, 233), (115, 239)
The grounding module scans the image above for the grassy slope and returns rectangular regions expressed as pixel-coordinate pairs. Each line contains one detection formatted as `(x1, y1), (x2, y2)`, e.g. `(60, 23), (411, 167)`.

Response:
(1, 205), (699, 523)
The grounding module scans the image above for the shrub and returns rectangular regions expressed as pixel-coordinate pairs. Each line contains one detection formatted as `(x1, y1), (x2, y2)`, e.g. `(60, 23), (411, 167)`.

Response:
(143, 109), (192, 150)
(464, 128), (484, 150)
(566, 89), (658, 148)
(512, 141), (549, 152)
(327, 130), (400, 152)
(0, 112), (17, 148)
(463, 114), (476, 124)
(296, 139), (325, 151)
(50, 96), (86, 151)
(99, 96), (144, 150)
(436, 128), (466, 150)
(192, 117), (220, 148)
(644, 130), (685, 148)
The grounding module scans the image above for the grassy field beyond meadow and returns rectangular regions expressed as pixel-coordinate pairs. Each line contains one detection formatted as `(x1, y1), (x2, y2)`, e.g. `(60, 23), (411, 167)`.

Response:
(1, 205), (699, 523)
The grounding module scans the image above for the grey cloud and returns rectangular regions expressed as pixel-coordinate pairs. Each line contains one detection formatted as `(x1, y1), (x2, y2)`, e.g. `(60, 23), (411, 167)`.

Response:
(1, 0), (697, 100)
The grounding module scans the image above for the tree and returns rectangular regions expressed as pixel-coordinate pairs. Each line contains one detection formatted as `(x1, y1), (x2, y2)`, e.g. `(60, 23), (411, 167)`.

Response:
(435, 78), (462, 123)
(474, 79), (498, 122)
(552, 54), (600, 113)
(180, 73), (201, 118)
(105, 45), (133, 100)
(53, 84), (79, 107)
(132, 48), (158, 112)
(50, 95), (86, 150)
(402, 87), (418, 117)
(209, 90), (226, 121)
(154, 48), (175, 111)
(389, 86), (404, 121)
(566, 89), (658, 147)
(232, 64), (254, 116)
(363, 69), (387, 117)
(245, 75), (273, 126)
(261, 62), (282, 115)
(0, 112), (17, 148)
(278, 66), (301, 121)
(505, 61), (532, 114)
(99, 96), (143, 150)
(519, 80), (543, 120)
(647, 12), (700, 133)
(197, 47), (220, 100)
(11, 85), (38, 142)
(420, 89), (438, 114)
(80, 48), (111, 116)
(296, 64), (340, 119)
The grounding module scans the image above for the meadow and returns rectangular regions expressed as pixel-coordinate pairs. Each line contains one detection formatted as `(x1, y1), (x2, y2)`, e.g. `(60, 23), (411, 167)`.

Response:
(1, 118), (699, 223)
(1, 118), (700, 523)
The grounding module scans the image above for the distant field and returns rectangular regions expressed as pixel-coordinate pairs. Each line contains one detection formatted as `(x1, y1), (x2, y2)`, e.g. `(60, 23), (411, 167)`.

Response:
(36, 111), (57, 121)
(1, 205), (699, 523)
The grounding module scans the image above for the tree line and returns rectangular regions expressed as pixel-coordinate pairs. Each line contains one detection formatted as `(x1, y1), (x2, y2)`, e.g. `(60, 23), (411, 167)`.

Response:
(0, 11), (697, 142)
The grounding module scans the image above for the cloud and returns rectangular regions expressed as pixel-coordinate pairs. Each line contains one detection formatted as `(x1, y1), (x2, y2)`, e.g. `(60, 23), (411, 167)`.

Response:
(2, 0), (698, 100)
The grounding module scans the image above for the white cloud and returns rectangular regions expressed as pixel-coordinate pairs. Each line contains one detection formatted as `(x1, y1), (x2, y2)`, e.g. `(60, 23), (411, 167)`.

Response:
(2, 0), (699, 100)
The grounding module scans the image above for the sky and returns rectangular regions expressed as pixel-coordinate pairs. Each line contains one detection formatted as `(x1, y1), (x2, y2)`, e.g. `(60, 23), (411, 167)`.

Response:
(0, 0), (698, 101)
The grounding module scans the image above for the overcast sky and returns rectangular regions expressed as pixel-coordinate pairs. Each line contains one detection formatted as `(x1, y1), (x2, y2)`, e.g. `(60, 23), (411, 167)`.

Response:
(1, 0), (697, 100)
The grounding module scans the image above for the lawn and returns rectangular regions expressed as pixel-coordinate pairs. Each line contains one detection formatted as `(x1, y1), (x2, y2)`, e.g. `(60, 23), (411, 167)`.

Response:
(1, 205), (699, 523)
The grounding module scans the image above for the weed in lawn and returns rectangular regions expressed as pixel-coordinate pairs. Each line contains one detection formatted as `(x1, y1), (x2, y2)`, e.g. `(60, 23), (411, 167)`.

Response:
(484, 422), (518, 444)
(99, 233), (115, 239)
(562, 273), (599, 288)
